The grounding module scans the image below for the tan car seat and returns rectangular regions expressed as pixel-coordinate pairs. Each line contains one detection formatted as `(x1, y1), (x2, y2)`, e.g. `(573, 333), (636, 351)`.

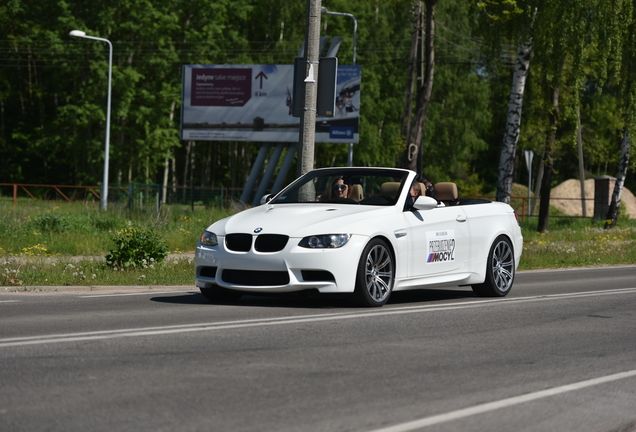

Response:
(434, 182), (459, 206)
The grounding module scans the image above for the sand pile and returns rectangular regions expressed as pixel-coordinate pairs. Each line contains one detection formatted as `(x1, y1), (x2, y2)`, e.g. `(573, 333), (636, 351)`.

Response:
(549, 178), (636, 219)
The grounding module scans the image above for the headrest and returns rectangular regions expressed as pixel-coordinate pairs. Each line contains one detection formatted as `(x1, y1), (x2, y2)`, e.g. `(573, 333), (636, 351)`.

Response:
(434, 182), (458, 202)
(349, 184), (364, 201)
(380, 182), (401, 199)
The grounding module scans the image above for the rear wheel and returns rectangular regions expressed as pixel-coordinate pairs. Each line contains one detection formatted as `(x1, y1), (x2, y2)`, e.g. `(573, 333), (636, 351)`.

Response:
(353, 239), (394, 307)
(472, 235), (515, 297)
(200, 286), (242, 303)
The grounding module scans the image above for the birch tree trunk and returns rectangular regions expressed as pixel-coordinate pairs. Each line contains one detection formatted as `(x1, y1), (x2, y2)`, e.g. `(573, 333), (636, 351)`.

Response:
(182, 140), (192, 203)
(162, 100), (176, 204)
(162, 157), (170, 204)
(495, 33), (532, 204)
(604, 129), (630, 228)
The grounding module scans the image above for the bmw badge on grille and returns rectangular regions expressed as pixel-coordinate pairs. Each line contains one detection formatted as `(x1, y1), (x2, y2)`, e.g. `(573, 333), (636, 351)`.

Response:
(254, 227), (263, 233)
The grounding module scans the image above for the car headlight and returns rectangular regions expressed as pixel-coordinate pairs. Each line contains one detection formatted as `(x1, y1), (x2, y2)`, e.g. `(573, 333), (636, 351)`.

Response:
(200, 230), (218, 246)
(299, 234), (351, 249)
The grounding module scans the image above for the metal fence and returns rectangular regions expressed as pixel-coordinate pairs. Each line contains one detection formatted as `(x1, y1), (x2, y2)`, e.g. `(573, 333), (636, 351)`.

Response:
(1, 182), (599, 220)
(0, 183), (248, 209)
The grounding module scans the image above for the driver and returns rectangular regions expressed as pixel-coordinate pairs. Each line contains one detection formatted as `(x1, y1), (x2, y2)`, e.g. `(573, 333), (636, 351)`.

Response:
(332, 177), (349, 199)
(319, 176), (349, 201)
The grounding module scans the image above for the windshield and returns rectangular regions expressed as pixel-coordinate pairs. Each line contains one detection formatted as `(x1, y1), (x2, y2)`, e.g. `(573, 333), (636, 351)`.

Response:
(271, 168), (409, 206)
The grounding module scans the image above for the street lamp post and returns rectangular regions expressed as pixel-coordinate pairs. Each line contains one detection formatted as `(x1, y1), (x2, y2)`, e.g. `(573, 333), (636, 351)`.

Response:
(320, 7), (357, 65)
(69, 30), (112, 211)
(321, 7), (357, 167)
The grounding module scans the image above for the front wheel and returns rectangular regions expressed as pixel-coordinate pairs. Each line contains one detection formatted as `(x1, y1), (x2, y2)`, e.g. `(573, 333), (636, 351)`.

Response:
(353, 239), (395, 307)
(472, 235), (515, 297)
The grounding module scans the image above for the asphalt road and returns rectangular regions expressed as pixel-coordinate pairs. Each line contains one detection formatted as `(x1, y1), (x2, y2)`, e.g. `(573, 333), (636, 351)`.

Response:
(1, 266), (635, 432)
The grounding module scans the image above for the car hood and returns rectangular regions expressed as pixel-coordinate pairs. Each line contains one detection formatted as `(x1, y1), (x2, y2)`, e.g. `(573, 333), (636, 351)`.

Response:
(208, 203), (396, 237)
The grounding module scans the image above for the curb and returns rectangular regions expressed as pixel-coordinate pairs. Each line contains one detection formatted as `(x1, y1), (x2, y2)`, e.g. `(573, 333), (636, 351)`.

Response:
(3, 285), (197, 293)
(1, 253), (195, 264)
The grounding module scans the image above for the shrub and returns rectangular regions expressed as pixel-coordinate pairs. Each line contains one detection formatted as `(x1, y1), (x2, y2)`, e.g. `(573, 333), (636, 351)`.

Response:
(32, 213), (69, 232)
(106, 227), (169, 269)
(94, 215), (123, 231)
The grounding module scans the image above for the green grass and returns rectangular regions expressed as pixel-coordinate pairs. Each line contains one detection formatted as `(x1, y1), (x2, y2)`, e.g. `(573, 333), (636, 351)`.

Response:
(2, 256), (196, 288)
(0, 200), (234, 256)
(0, 200), (235, 287)
(519, 217), (636, 270)
(1, 200), (635, 287)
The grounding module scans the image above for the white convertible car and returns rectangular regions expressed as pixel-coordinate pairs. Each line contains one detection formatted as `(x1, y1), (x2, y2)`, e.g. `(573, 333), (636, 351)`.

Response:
(195, 167), (523, 307)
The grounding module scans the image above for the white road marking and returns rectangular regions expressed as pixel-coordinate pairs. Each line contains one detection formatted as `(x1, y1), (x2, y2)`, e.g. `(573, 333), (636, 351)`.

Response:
(0, 300), (20, 303)
(1, 287), (635, 348)
(367, 369), (636, 432)
(80, 290), (195, 298)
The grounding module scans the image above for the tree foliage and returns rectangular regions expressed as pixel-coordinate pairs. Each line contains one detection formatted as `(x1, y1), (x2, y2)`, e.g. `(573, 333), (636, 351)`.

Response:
(0, 0), (634, 205)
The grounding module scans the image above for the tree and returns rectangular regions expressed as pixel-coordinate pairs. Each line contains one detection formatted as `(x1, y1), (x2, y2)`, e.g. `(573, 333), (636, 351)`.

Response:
(605, 1), (636, 228)
(533, 1), (610, 232)
(3, 0), (634, 208)
(494, 8), (536, 204)
(477, 0), (533, 204)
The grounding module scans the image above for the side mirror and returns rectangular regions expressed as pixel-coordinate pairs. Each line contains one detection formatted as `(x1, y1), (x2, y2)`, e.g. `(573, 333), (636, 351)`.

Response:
(259, 194), (273, 205)
(412, 196), (438, 211)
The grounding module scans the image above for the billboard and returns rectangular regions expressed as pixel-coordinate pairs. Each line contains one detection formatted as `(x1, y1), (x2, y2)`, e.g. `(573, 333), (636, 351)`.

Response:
(180, 64), (360, 143)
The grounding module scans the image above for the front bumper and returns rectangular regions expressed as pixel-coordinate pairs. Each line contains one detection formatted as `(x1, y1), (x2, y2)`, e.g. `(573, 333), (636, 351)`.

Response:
(195, 235), (369, 294)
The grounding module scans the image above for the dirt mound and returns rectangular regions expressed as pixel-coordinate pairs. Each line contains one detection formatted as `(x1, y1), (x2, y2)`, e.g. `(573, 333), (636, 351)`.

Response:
(549, 179), (636, 219)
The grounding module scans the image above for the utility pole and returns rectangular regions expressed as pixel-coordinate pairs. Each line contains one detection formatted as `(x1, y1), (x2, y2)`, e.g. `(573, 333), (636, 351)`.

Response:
(298, 0), (322, 177)
(403, 0), (436, 173)
(401, 2), (423, 164)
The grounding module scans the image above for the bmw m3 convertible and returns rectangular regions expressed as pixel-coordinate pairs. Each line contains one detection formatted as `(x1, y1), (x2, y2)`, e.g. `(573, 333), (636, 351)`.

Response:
(195, 167), (523, 307)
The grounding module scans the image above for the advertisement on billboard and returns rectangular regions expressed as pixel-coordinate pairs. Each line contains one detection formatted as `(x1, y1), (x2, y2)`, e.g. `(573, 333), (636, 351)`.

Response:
(180, 64), (360, 143)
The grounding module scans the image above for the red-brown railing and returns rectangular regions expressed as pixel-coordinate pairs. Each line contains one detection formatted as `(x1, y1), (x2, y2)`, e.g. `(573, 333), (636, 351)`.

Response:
(0, 183), (245, 208)
(1, 183), (593, 220)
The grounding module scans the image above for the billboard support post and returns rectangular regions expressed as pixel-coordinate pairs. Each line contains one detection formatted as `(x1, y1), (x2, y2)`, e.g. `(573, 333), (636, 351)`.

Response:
(321, 7), (357, 166)
(271, 145), (298, 196)
(239, 143), (269, 207)
(252, 143), (285, 206)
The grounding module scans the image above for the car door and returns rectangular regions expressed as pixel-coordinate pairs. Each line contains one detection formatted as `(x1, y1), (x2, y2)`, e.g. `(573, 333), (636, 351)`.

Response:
(404, 205), (470, 278)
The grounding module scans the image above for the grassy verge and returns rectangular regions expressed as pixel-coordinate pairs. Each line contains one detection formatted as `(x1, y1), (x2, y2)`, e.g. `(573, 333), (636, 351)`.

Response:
(0, 200), (235, 256)
(519, 217), (636, 270)
(1, 200), (635, 287)
(0, 200), (235, 287)
(2, 256), (196, 288)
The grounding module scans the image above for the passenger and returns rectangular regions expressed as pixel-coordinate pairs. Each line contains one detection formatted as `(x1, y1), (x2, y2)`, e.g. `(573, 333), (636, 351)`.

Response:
(421, 177), (434, 198)
(410, 182), (422, 199)
(421, 176), (445, 207)
(406, 181), (422, 207)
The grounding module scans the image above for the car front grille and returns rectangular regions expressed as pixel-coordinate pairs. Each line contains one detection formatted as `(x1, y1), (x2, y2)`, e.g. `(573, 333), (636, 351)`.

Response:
(254, 234), (289, 252)
(225, 234), (252, 252)
(222, 269), (290, 286)
(225, 233), (289, 252)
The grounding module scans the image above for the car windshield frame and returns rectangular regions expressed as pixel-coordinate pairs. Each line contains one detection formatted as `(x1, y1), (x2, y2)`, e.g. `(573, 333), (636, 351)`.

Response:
(269, 167), (410, 206)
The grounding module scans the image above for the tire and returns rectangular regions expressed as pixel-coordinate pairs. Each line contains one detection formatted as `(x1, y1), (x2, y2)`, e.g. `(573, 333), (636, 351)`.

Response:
(472, 235), (515, 297)
(353, 238), (395, 307)
(200, 286), (242, 303)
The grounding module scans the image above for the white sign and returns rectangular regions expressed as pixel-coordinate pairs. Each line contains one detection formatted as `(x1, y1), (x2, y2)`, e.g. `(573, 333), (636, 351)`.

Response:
(426, 230), (456, 263)
(180, 64), (360, 143)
